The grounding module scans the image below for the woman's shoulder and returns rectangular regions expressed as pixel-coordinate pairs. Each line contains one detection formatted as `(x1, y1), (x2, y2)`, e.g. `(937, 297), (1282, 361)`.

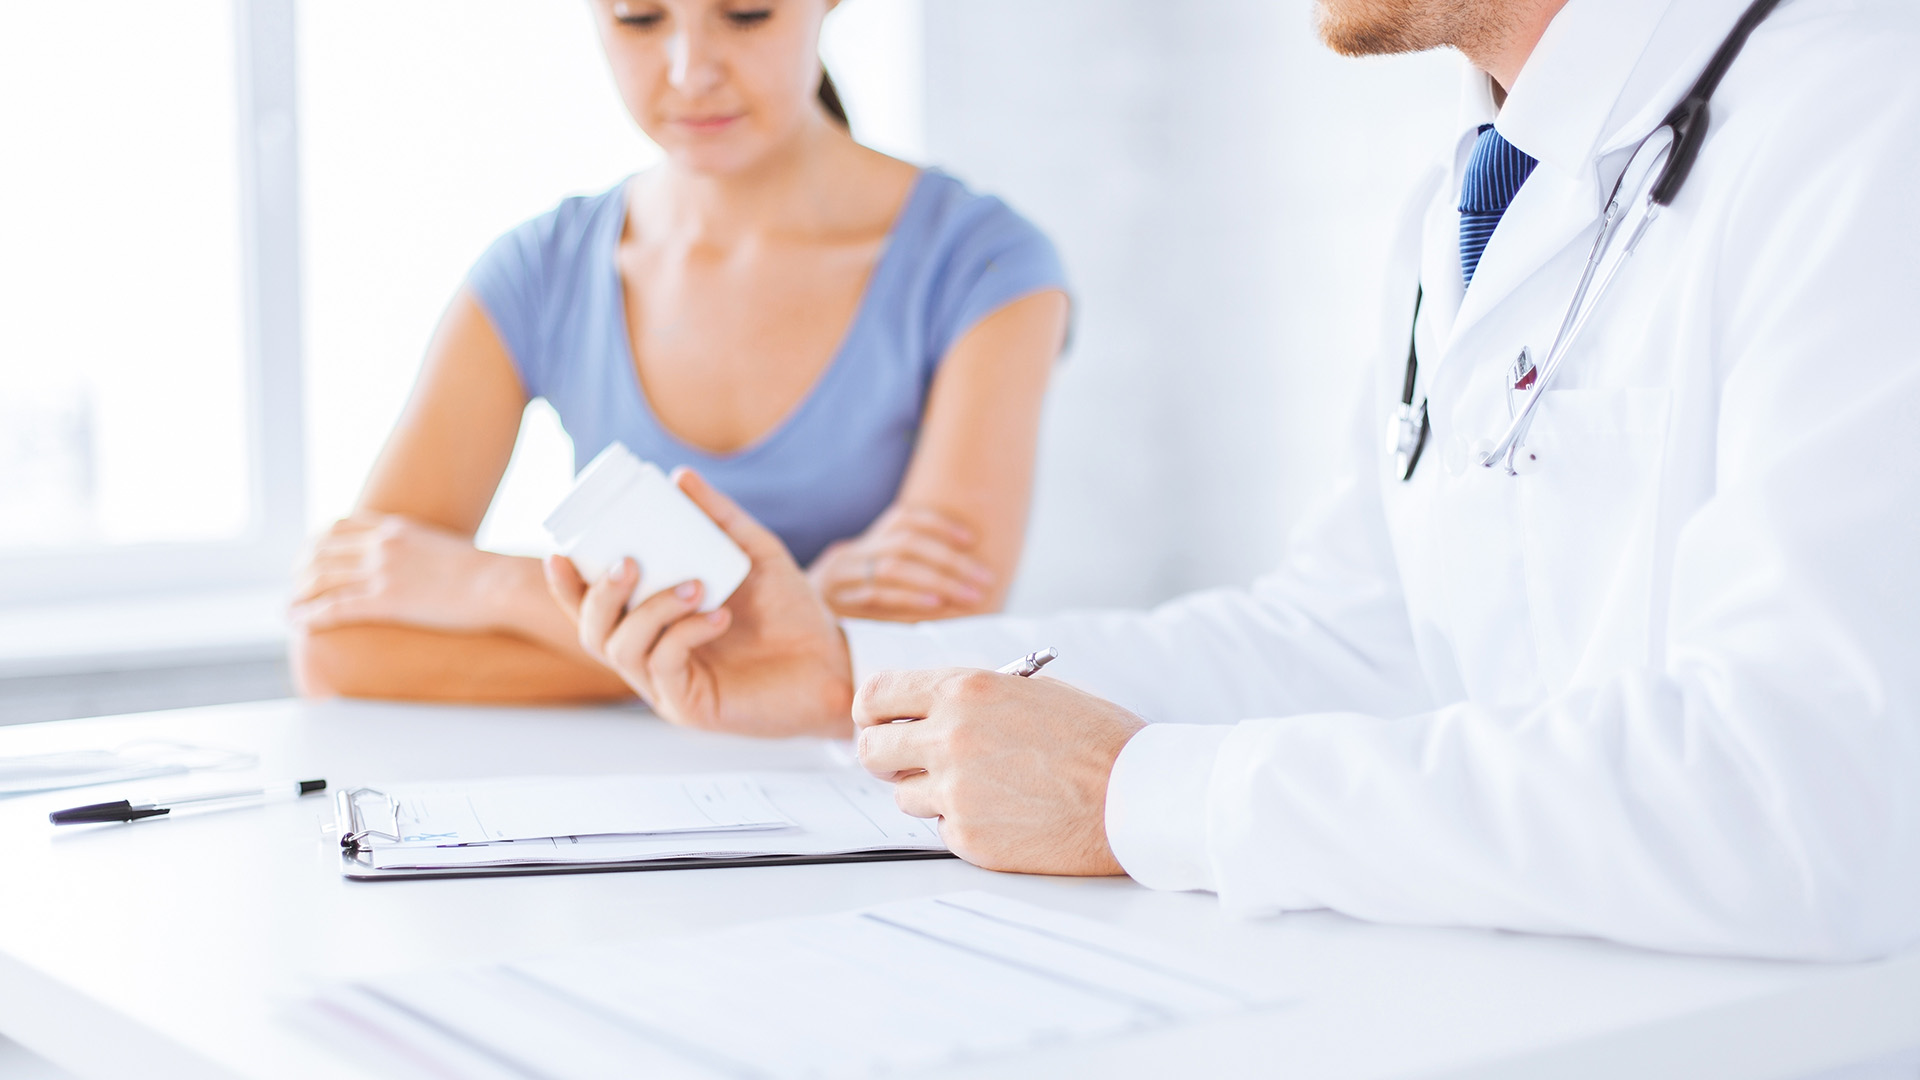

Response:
(886, 169), (1070, 363)
(465, 179), (630, 397)
(472, 180), (630, 289)
(902, 169), (1060, 266)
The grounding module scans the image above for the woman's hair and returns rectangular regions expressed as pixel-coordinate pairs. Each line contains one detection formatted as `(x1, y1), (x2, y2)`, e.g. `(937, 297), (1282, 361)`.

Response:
(818, 68), (850, 130)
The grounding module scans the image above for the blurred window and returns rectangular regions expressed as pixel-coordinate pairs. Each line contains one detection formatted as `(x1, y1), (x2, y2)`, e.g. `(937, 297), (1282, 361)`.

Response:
(0, 0), (302, 606)
(0, 5), (249, 551)
(0, 0), (918, 608)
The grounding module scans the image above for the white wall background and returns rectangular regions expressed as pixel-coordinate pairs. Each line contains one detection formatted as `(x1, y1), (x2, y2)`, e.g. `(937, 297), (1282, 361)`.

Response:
(300, 0), (650, 554)
(299, 0), (1460, 612)
(917, 1), (1458, 612)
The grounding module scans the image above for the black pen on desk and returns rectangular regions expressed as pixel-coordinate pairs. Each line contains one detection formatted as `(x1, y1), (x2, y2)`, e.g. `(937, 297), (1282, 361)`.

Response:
(995, 647), (1058, 677)
(49, 779), (328, 825)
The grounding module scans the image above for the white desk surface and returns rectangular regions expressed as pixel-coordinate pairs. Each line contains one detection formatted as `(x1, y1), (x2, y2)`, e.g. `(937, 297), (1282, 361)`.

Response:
(2, 700), (1916, 1080)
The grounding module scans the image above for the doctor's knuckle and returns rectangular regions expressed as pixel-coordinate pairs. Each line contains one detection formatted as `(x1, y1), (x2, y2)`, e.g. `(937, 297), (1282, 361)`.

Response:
(941, 819), (985, 858)
(938, 718), (981, 759)
(854, 672), (891, 712)
(945, 669), (997, 706)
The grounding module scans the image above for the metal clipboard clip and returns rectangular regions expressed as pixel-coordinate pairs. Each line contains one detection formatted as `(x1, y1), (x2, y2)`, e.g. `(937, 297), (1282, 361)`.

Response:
(337, 786), (401, 854)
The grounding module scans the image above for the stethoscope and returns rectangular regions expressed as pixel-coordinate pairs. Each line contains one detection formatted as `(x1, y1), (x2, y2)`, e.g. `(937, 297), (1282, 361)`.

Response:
(1395, 0), (1784, 481)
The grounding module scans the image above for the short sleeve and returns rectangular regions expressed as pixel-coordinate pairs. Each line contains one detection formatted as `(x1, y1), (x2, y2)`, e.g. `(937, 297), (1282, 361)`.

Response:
(466, 214), (556, 399)
(465, 188), (622, 401)
(923, 195), (1070, 367)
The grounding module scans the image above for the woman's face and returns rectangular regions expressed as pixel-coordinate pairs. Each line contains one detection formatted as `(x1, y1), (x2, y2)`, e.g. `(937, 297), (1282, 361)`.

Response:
(591, 0), (834, 176)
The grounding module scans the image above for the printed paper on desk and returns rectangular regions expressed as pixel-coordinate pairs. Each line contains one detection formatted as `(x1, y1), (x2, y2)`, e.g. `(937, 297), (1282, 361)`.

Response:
(543, 443), (751, 613)
(309, 890), (1293, 1078)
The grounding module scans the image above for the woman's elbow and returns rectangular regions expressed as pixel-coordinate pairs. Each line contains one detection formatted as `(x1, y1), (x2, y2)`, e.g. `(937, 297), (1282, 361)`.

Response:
(289, 625), (371, 699)
(290, 624), (434, 700)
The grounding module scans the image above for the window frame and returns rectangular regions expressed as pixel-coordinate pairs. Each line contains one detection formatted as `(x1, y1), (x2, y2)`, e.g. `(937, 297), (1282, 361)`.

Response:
(0, 0), (307, 609)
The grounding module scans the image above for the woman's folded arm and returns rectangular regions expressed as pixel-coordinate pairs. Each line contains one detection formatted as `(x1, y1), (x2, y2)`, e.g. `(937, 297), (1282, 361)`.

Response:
(291, 624), (632, 705)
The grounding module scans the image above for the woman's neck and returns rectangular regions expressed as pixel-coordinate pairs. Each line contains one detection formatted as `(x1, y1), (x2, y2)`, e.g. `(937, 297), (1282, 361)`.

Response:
(634, 118), (867, 249)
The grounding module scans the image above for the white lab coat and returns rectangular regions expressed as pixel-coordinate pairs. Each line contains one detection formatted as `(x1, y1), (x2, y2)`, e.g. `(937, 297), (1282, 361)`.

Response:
(846, 0), (1920, 961)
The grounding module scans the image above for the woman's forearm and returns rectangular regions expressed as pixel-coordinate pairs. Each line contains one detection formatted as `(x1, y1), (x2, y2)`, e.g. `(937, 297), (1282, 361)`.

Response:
(824, 291), (1066, 623)
(290, 624), (633, 704)
(474, 552), (600, 655)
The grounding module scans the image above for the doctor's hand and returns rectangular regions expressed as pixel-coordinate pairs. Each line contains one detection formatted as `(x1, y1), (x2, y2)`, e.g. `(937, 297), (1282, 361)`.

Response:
(544, 468), (856, 739)
(853, 669), (1147, 876)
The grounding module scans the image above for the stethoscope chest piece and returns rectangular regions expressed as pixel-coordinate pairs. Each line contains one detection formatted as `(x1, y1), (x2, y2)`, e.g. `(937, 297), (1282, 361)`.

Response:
(1391, 402), (1430, 482)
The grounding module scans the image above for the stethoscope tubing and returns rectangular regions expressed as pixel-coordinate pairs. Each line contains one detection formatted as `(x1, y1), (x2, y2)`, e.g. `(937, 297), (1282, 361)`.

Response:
(1399, 0), (1783, 481)
(1479, 130), (1673, 474)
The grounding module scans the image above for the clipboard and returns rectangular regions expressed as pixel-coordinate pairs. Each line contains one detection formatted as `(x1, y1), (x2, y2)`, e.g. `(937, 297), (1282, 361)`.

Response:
(333, 778), (957, 882)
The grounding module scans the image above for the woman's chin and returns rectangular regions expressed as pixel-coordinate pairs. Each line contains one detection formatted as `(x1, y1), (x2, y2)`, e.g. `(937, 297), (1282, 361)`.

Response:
(660, 135), (774, 179)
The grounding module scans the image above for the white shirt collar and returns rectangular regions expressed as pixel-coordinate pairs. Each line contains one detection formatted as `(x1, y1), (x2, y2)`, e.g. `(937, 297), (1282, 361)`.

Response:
(1454, 61), (1498, 139)
(1480, 0), (1757, 178)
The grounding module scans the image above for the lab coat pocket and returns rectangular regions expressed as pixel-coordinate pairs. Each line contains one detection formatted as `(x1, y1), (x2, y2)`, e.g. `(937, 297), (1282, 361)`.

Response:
(1516, 387), (1672, 690)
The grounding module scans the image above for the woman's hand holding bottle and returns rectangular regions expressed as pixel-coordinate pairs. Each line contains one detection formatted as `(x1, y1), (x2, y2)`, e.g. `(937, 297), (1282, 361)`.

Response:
(545, 469), (856, 738)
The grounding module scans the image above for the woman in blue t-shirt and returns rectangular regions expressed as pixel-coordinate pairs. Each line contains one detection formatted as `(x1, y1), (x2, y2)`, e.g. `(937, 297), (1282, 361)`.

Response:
(290, 0), (1069, 703)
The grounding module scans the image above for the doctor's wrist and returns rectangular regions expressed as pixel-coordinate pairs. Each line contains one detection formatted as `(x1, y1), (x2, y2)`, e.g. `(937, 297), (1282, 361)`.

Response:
(1104, 723), (1232, 893)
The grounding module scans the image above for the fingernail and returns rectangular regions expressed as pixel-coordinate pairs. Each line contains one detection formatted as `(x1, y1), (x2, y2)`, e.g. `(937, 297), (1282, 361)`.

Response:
(675, 580), (699, 601)
(968, 564), (994, 584)
(615, 558), (635, 580)
(958, 585), (982, 603)
(922, 593), (942, 608)
(707, 609), (727, 624)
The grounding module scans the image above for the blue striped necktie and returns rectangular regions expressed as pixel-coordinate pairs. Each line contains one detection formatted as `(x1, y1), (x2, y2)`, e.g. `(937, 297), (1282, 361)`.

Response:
(1458, 123), (1538, 287)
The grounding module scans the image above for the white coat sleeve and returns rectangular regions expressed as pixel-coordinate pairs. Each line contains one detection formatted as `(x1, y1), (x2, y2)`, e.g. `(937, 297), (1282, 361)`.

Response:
(1109, 42), (1920, 961)
(843, 169), (1442, 732)
(845, 383), (1432, 728)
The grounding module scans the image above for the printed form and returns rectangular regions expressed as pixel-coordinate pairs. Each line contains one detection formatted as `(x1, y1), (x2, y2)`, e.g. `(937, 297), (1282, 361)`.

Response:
(350, 772), (944, 871)
(309, 891), (1290, 1078)
(379, 775), (794, 847)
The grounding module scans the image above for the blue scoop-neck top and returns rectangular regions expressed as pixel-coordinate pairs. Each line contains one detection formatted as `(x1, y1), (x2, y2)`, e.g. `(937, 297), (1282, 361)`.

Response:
(468, 169), (1068, 566)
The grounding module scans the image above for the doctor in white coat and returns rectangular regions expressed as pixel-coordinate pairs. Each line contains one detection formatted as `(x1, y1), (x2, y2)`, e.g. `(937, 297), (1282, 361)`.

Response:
(548, 0), (1920, 961)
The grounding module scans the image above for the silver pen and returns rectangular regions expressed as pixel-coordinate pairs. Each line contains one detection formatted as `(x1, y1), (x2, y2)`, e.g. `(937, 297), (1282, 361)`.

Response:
(886, 649), (1059, 726)
(995, 646), (1059, 677)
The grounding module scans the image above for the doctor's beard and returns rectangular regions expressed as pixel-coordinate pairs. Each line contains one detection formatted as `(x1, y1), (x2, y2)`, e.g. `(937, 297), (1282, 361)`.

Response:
(1315, 0), (1508, 59)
